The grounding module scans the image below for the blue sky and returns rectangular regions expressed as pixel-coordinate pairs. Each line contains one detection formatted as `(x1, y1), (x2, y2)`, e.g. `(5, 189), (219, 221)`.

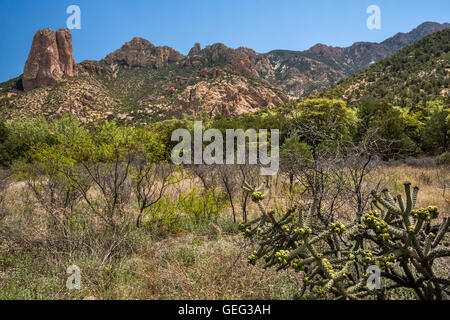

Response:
(0, 0), (449, 82)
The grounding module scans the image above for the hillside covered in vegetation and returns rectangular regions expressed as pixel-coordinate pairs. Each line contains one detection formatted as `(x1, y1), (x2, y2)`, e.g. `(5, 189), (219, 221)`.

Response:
(0, 22), (448, 123)
(321, 28), (450, 107)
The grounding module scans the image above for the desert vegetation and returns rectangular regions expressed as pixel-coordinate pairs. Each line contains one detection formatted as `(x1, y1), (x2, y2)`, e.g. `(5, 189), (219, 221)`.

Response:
(0, 96), (448, 300)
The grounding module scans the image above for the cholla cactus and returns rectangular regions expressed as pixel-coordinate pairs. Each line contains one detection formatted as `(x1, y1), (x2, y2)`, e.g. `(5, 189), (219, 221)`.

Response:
(241, 181), (449, 300)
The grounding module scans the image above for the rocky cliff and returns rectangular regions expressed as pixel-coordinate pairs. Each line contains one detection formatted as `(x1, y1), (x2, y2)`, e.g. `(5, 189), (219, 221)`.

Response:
(104, 37), (184, 68)
(23, 28), (77, 91)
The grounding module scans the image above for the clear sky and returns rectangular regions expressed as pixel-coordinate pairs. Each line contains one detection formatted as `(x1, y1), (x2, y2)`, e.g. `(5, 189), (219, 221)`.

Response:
(0, 0), (449, 82)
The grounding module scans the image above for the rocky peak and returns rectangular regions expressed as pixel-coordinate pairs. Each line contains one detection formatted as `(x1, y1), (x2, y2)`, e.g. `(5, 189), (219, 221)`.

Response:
(188, 43), (201, 56)
(382, 21), (450, 53)
(307, 43), (344, 58)
(130, 37), (155, 46)
(204, 43), (258, 78)
(183, 43), (259, 78)
(23, 28), (77, 91)
(236, 46), (262, 62)
(104, 37), (184, 68)
(411, 22), (448, 36)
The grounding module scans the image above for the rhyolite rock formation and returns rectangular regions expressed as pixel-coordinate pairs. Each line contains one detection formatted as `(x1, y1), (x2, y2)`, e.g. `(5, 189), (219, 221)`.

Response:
(23, 28), (77, 91)
(171, 76), (290, 117)
(104, 37), (184, 68)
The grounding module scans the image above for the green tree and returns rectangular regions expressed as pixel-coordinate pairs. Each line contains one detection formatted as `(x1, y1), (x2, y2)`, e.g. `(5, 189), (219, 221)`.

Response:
(357, 98), (418, 158)
(0, 117), (57, 166)
(280, 134), (313, 192)
(291, 98), (357, 153)
(421, 102), (450, 153)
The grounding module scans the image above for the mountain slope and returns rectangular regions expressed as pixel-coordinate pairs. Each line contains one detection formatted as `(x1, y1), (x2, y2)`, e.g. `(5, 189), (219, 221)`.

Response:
(259, 21), (450, 96)
(320, 28), (450, 106)
(0, 22), (448, 122)
(0, 38), (291, 123)
(382, 21), (450, 53)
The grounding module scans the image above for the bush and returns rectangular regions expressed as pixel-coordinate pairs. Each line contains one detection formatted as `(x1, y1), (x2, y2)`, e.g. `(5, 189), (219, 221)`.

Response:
(241, 182), (449, 300)
(0, 118), (57, 166)
(144, 197), (181, 235)
(435, 152), (450, 166)
(177, 186), (228, 224)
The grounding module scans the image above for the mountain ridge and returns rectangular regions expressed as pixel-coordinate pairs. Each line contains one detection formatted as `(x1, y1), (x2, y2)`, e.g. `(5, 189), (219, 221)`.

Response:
(320, 28), (450, 107)
(0, 21), (448, 122)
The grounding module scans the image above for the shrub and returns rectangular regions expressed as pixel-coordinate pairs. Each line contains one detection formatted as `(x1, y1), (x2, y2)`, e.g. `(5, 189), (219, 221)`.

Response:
(0, 118), (57, 166)
(241, 181), (449, 300)
(435, 152), (450, 166)
(177, 186), (228, 224)
(144, 197), (181, 234)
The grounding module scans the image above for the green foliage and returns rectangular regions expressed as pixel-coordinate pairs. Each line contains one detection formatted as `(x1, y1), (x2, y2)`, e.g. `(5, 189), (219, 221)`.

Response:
(0, 122), (9, 166)
(0, 114), (172, 167)
(177, 186), (228, 223)
(421, 102), (450, 154)
(0, 117), (57, 166)
(148, 118), (195, 160)
(0, 93), (444, 169)
(280, 134), (313, 169)
(213, 105), (291, 136)
(356, 98), (419, 158)
(241, 181), (449, 300)
(291, 98), (357, 148)
(322, 29), (450, 107)
(435, 152), (450, 165)
(143, 197), (180, 234)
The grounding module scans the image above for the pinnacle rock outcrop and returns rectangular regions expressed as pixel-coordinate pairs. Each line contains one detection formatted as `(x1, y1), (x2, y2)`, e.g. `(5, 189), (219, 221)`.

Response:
(23, 28), (77, 91)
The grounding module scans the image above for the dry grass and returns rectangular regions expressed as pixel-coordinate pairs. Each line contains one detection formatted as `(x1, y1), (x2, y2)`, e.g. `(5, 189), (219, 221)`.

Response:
(262, 161), (449, 221)
(0, 161), (448, 300)
(0, 182), (298, 300)
(0, 232), (299, 300)
(125, 235), (299, 300)
(376, 164), (449, 214)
